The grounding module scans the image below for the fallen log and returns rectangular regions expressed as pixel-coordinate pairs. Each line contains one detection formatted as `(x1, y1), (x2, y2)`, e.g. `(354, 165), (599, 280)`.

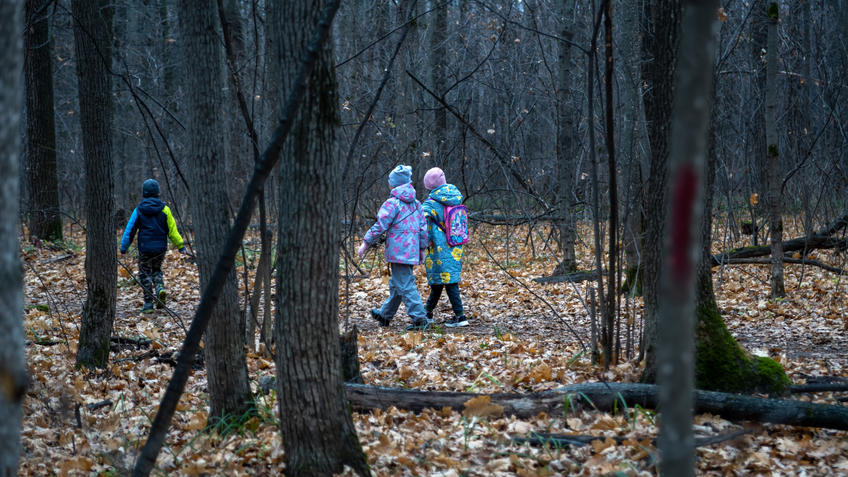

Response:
(344, 382), (848, 431)
(533, 269), (602, 284)
(719, 257), (846, 275)
(790, 383), (848, 393)
(713, 212), (848, 265)
(512, 428), (752, 449)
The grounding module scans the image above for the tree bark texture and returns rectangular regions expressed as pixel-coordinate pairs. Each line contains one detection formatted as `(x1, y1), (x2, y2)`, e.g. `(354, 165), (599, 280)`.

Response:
(73, 0), (117, 369)
(555, 1), (577, 274)
(639, 0), (681, 382)
(656, 1), (719, 474)
(765, 3), (785, 298)
(344, 383), (848, 431)
(270, 1), (369, 475)
(24, 0), (62, 242)
(0, 1), (26, 473)
(177, 0), (253, 420)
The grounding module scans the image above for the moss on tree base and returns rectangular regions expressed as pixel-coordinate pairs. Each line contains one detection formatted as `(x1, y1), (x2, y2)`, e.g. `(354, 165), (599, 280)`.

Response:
(695, 299), (789, 395)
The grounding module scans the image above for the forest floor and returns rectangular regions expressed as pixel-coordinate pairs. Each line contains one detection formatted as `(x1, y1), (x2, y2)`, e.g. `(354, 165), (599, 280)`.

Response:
(18, 222), (848, 476)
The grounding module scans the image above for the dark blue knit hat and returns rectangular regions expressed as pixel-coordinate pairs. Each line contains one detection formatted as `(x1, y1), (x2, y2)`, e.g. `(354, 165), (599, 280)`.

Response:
(142, 179), (160, 198)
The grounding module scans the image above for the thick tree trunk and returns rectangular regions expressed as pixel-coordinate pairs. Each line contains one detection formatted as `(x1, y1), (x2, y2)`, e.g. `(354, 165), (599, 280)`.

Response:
(553, 2), (578, 272)
(73, 0), (117, 369)
(344, 383), (848, 431)
(765, 3), (784, 297)
(177, 0), (252, 421)
(693, 11), (789, 397)
(655, 1), (719, 473)
(0, 1), (26, 473)
(24, 0), (62, 243)
(269, 1), (369, 475)
(554, 0), (578, 273)
(639, 0), (681, 380)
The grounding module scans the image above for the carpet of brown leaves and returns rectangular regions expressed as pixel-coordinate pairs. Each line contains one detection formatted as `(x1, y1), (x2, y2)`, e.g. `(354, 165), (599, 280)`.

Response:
(19, 223), (848, 476)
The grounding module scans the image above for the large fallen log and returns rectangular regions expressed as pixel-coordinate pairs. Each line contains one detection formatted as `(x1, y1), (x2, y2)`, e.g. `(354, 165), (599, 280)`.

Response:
(344, 382), (848, 431)
(712, 236), (848, 265)
(712, 213), (848, 265)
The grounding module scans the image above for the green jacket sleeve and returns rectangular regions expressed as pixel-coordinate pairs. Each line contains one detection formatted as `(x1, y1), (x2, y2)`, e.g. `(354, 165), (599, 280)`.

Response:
(162, 206), (184, 249)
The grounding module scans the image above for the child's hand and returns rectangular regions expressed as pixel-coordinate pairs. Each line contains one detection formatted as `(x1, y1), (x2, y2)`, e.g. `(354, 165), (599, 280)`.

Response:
(357, 242), (367, 258)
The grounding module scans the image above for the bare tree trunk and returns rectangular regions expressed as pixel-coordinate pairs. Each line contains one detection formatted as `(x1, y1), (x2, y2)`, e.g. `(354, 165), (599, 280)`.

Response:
(639, 0), (681, 382)
(24, 0), (62, 242)
(0, 1), (26, 473)
(602, 0), (618, 366)
(555, 0), (577, 274)
(73, 0), (117, 369)
(617, 0), (648, 294)
(656, 1), (719, 473)
(269, 1), (369, 475)
(765, 3), (784, 298)
(430, 0), (447, 158)
(177, 0), (253, 420)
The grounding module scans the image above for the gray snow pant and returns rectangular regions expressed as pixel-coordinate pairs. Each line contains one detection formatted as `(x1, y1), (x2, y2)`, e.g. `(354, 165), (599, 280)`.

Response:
(377, 263), (427, 323)
(139, 251), (165, 305)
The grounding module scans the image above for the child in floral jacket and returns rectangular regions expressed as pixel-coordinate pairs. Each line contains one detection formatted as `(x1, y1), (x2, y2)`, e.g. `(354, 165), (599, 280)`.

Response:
(421, 167), (468, 327)
(358, 165), (430, 330)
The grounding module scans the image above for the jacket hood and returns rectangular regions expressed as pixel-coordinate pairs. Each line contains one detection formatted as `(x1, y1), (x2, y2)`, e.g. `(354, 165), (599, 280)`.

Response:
(138, 197), (165, 216)
(390, 182), (418, 203)
(428, 184), (462, 206)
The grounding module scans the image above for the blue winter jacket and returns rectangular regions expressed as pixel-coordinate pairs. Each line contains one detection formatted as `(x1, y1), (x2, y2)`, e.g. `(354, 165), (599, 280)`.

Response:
(422, 184), (465, 285)
(120, 198), (184, 254)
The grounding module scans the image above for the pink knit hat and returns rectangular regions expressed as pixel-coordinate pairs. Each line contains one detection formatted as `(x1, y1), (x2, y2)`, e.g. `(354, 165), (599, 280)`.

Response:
(423, 167), (446, 190)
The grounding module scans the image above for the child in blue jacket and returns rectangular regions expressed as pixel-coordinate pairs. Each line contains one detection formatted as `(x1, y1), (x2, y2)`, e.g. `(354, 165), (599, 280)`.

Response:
(119, 179), (186, 313)
(422, 167), (468, 327)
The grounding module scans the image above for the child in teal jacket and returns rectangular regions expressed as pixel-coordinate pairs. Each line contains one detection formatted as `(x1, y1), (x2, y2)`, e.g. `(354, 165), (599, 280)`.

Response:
(421, 167), (467, 327)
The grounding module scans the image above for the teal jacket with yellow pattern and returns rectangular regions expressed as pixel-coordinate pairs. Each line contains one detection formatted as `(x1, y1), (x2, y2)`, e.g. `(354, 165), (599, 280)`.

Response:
(422, 184), (464, 285)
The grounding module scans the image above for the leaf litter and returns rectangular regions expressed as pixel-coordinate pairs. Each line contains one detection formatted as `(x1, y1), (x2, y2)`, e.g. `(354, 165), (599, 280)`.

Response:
(18, 223), (848, 476)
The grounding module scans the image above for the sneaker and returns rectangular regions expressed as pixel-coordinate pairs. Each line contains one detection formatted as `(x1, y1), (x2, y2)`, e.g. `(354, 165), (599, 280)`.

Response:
(445, 315), (469, 328)
(370, 308), (391, 327)
(141, 303), (154, 314)
(156, 288), (167, 309)
(405, 319), (431, 331)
